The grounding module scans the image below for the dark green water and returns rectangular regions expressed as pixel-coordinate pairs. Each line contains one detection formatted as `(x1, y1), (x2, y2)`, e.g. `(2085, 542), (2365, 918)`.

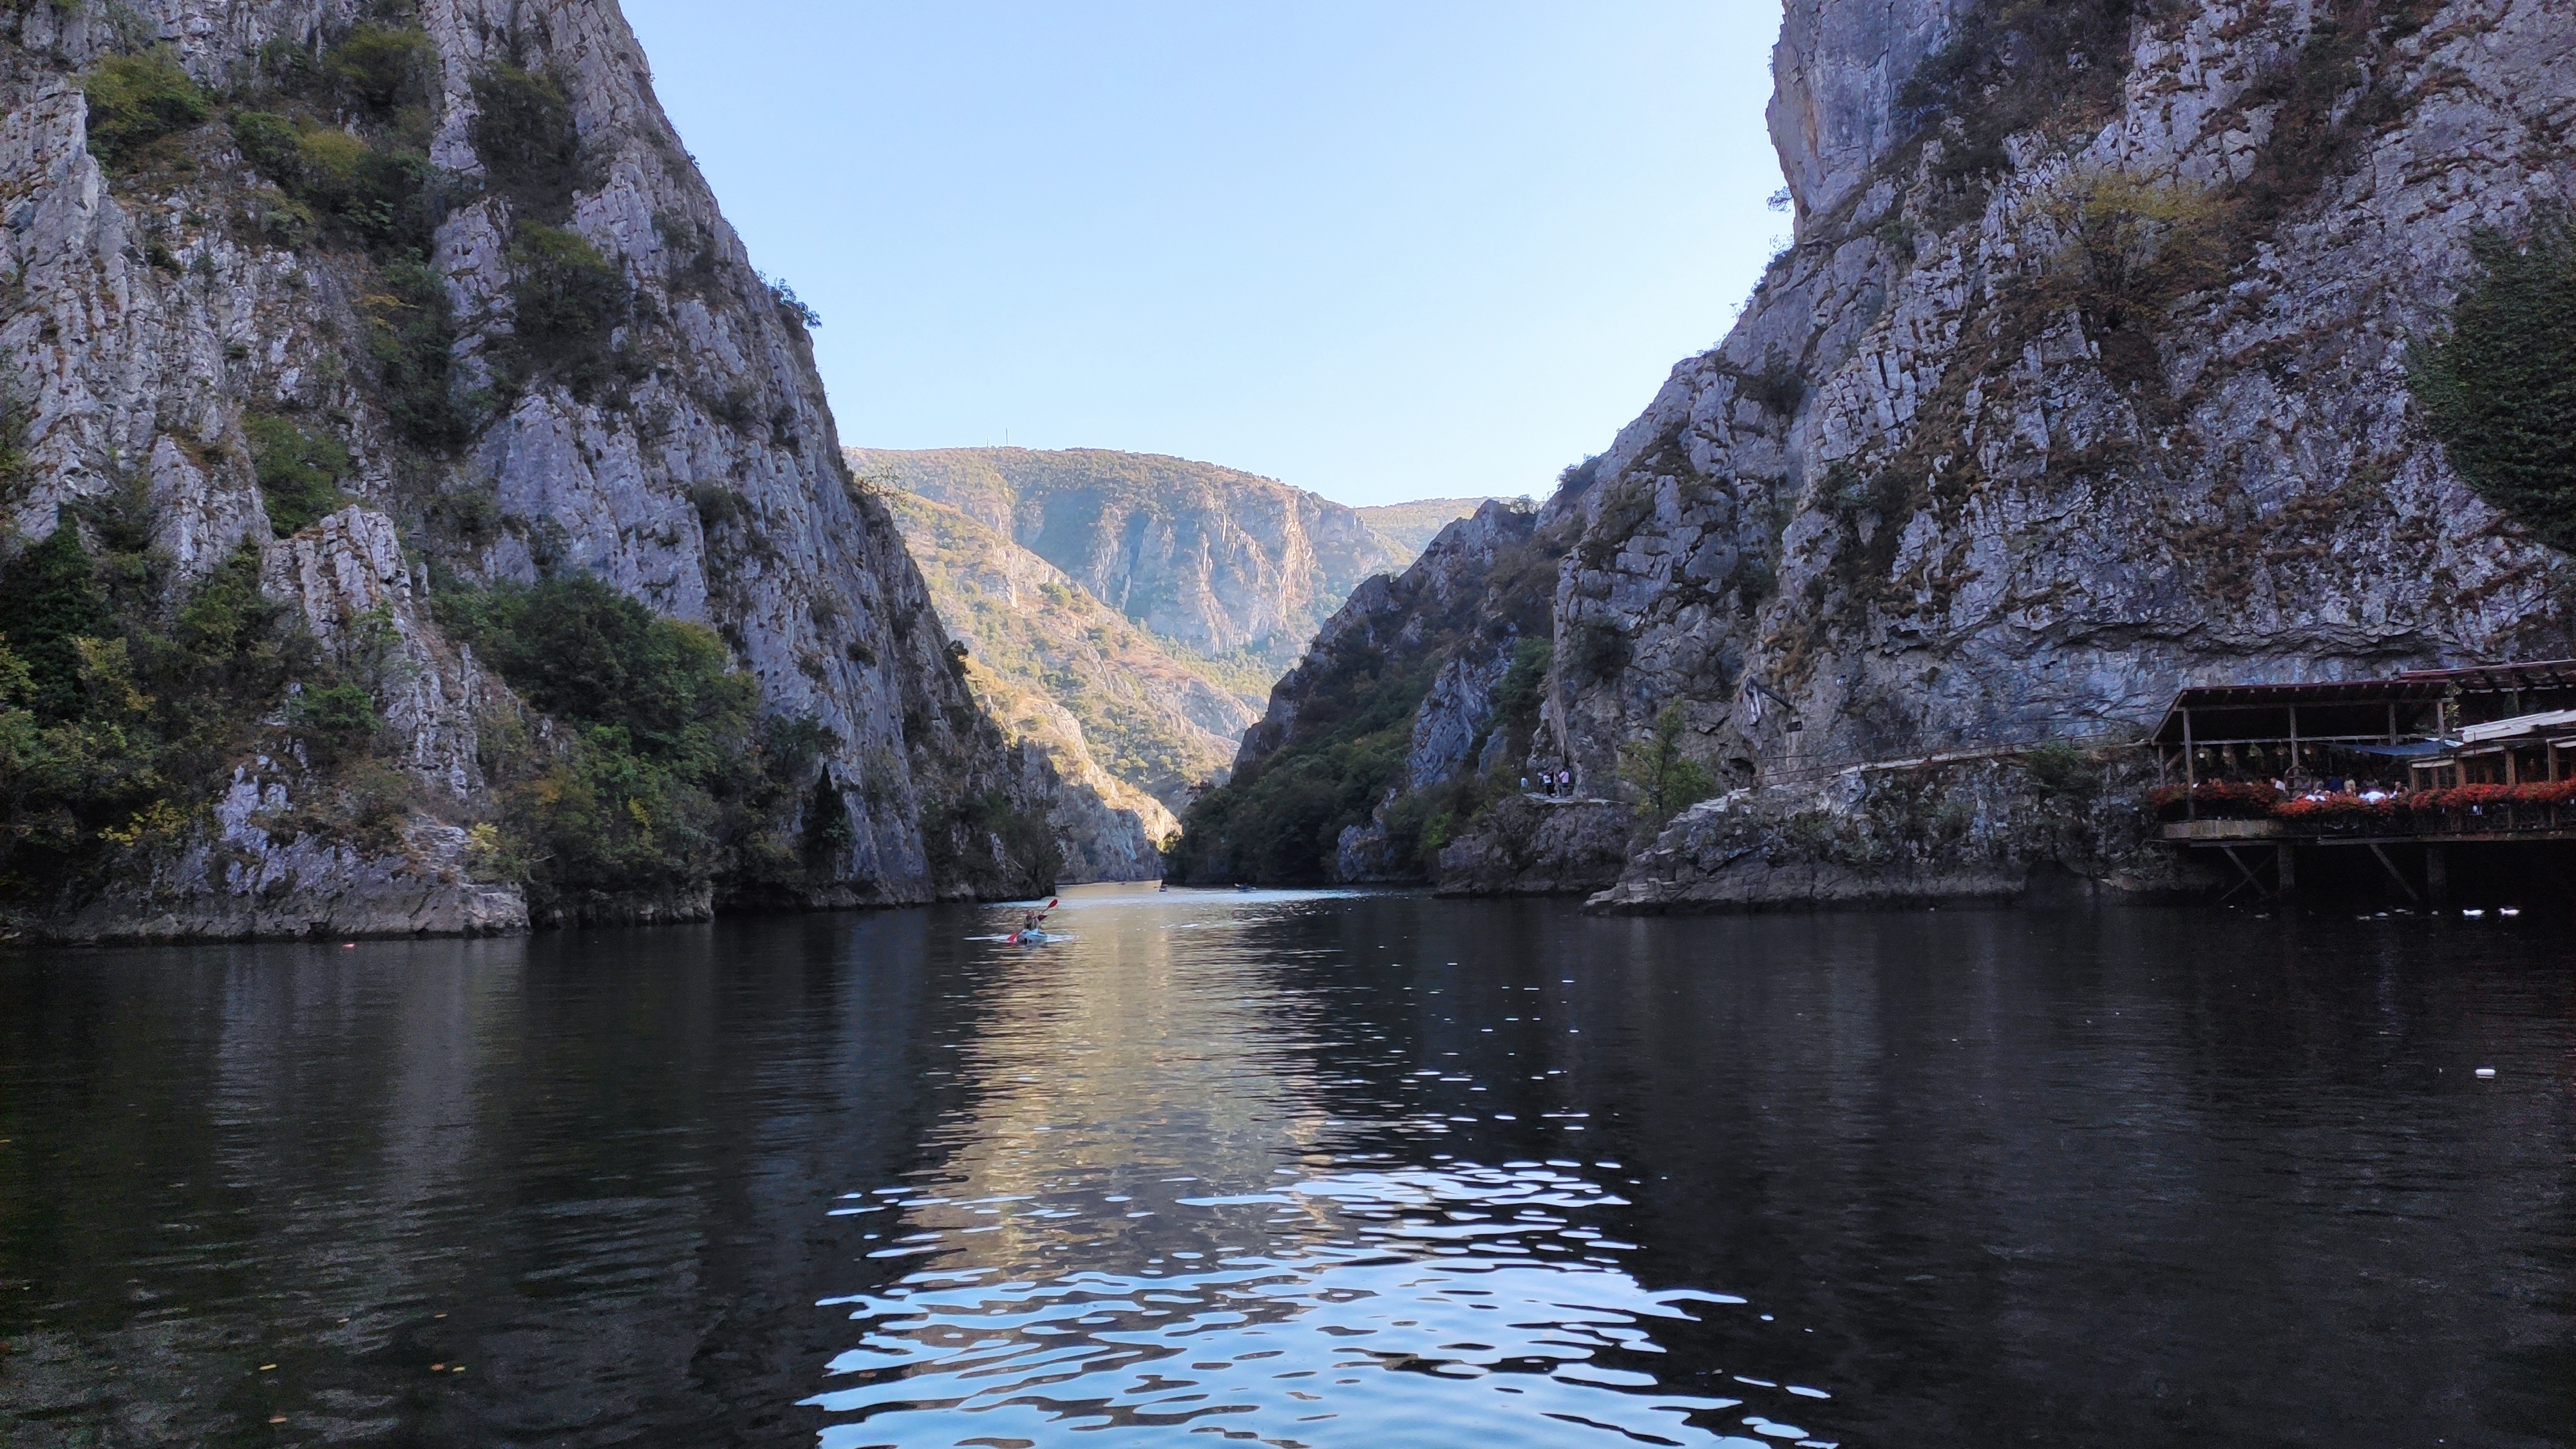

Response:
(1, 887), (2569, 1447)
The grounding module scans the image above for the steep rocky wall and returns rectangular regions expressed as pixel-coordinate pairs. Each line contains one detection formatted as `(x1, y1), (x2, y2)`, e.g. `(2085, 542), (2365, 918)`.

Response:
(1589, 750), (2203, 913)
(1196, 0), (2575, 910)
(0, 0), (1054, 939)
(1168, 500), (1559, 885)
(1546, 0), (2576, 799)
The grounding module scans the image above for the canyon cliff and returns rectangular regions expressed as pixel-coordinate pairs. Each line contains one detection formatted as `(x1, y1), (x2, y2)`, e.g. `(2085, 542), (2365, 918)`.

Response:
(848, 447), (1416, 692)
(890, 488), (1242, 880)
(1180, 0), (2575, 907)
(0, 0), (1057, 940)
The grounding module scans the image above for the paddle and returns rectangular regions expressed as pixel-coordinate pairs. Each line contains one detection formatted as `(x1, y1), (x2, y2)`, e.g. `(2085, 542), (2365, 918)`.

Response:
(1012, 898), (1062, 943)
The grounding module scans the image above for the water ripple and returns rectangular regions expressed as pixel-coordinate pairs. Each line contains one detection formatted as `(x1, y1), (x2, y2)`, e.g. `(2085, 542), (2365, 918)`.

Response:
(808, 1165), (1818, 1448)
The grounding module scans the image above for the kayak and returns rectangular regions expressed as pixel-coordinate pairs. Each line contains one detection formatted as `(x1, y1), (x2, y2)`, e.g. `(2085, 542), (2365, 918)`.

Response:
(1008, 929), (1059, 945)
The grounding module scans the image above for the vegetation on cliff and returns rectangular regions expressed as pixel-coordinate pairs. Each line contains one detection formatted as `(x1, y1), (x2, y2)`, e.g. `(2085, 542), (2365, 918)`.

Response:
(0, 506), (352, 922)
(0, 3), (1061, 936)
(434, 576), (831, 920)
(1617, 705), (1719, 826)
(1166, 504), (1563, 884)
(1164, 640), (1430, 884)
(2412, 213), (2576, 553)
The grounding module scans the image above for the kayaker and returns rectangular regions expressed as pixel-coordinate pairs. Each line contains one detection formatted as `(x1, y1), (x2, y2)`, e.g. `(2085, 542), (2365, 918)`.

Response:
(1021, 909), (1044, 934)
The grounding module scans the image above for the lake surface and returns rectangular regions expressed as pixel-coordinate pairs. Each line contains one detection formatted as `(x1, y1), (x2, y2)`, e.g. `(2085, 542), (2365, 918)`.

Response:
(2, 887), (2570, 1448)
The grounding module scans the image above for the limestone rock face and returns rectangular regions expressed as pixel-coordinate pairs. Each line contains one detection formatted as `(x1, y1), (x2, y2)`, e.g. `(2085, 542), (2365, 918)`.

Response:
(1586, 753), (2198, 914)
(1533, 0), (2576, 909)
(1194, 0), (2576, 909)
(1766, 0), (1964, 221)
(1233, 501), (1544, 772)
(1435, 798), (1632, 898)
(1, 0), (1052, 939)
(263, 507), (492, 801)
(1549, 0), (2576, 806)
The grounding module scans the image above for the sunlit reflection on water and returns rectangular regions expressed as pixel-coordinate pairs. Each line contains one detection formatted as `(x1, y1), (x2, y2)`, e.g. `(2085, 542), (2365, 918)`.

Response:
(810, 1163), (1815, 1448)
(802, 888), (1835, 1446)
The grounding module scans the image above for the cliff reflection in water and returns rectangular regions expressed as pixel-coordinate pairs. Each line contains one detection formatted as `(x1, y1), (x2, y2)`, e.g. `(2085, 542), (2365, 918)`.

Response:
(0, 890), (2568, 1448)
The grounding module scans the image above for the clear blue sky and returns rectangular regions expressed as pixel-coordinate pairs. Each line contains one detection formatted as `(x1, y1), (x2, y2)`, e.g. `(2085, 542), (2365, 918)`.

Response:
(620, 1), (1788, 509)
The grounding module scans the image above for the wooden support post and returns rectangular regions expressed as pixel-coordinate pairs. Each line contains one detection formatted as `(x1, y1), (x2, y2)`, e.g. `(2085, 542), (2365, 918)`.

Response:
(2507, 749), (2519, 787)
(2387, 703), (2399, 745)
(2216, 845), (2278, 905)
(2366, 843), (2421, 904)
(2425, 846), (2449, 907)
(2289, 705), (2301, 782)
(2183, 708), (2197, 820)
(2276, 844), (2298, 897)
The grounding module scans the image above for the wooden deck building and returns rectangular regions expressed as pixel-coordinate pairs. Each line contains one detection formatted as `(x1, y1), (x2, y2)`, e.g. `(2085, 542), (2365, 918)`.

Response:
(2147, 660), (2576, 907)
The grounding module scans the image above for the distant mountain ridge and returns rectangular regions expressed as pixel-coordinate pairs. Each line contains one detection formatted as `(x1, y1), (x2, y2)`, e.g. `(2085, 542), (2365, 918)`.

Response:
(859, 448), (1500, 871)
(888, 491), (1256, 817)
(848, 448), (1412, 683)
(1357, 498), (1520, 555)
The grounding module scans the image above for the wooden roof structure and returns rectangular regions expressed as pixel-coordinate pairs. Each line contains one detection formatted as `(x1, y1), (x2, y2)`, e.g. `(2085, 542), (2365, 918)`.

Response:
(2150, 660), (2576, 748)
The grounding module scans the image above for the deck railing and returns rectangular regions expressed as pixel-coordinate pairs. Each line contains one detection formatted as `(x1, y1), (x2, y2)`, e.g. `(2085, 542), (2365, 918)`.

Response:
(2157, 787), (2576, 840)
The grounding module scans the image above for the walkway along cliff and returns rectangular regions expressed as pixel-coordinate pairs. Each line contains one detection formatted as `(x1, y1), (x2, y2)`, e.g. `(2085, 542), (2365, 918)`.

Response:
(1173, 0), (2576, 909)
(0, 1), (1059, 942)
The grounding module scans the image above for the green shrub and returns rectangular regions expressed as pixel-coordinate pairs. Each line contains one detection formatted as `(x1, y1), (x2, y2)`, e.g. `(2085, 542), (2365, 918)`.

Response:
(0, 518), (111, 722)
(1491, 636), (1551, 732)
(0, 388), (29, 500)
(362, 254), (473, 446)
(442, 574), (750, 764)
(326, 24), (440, 116)
(1569, 620), (1629, 679)
(922, 787), (1061, 896)
(2411, 213), (2576, 552)
(1166, 642), (1428, 884)
(1381, 774), (1485, 878)
(507, 223), (628, 394)
(469, 64), (583, 218)
(1743, 364), (1806, 415)
(288, 679), (382, 761)
(2023, 740), (2101, 801)
(79, 50), (208, 170)
(2034, 171), (2231, 389)
(243, 413), (352, 536)
(1555, 454), (1602, 499)
(231, 109), (438, 250)
(437, 574), (826, 913)
(1618, 704), (1718, 826)
(1, 536), (325, 904)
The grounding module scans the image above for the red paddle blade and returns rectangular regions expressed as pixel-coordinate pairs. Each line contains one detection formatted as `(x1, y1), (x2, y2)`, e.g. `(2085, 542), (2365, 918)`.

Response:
(1047, 898), (1059, 909)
